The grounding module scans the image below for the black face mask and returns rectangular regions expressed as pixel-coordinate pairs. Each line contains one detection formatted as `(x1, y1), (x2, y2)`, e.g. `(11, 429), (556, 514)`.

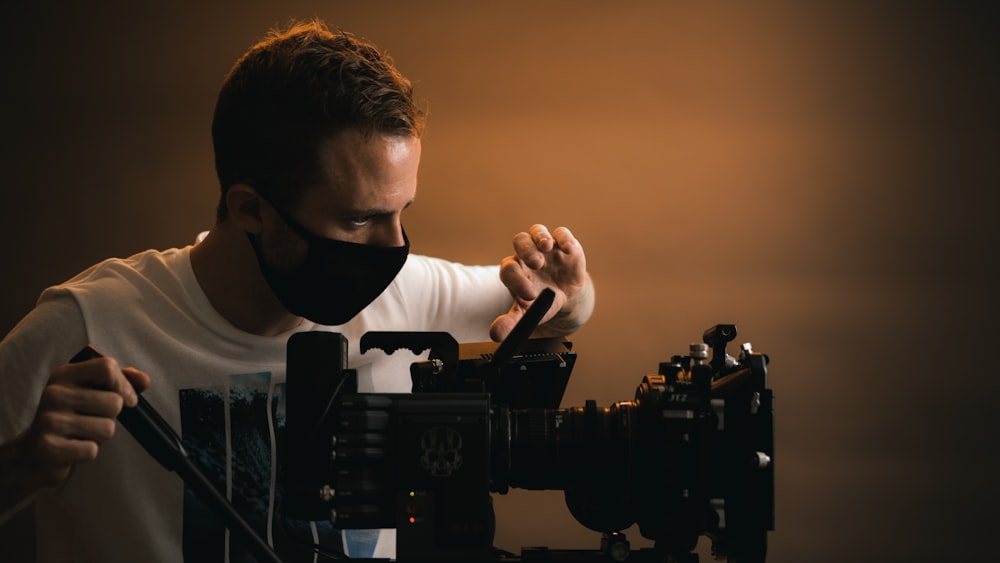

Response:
(247, 201), (409, 326)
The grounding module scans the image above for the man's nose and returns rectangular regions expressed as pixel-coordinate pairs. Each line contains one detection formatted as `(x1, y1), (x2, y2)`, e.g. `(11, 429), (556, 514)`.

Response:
(372, 219), (405, 247)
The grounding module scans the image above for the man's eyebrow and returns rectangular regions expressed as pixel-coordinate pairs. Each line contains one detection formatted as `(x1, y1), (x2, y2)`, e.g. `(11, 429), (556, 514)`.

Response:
(346, 198), (415, 217)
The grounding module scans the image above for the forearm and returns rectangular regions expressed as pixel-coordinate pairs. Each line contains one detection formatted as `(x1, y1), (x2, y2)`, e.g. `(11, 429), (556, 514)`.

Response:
(0, 438), (42, 523)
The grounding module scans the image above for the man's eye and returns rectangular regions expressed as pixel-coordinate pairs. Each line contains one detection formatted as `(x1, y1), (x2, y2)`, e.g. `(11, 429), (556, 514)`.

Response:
(348, 216), (372, 227)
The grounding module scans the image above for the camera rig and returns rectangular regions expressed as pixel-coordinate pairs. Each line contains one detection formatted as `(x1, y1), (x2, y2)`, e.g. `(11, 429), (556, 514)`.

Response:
(282, 292), (775, 563)
(72, 289), (774, 563)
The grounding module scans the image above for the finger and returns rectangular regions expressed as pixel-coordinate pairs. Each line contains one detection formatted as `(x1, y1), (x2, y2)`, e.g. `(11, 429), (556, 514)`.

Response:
(67, 415), (118, 445)
(122, 367), (152, 401)
(34, 431), (101, 466)
(26, 433), (86, 488)
(26, 411), (117, 485)
(34, 409), (118, 446)
(489, 303), (525, 342)
(490, 289), (564, 341)
(52, 358), (138, 407)
(512, 232), (545, 269)
(550, 226), (579, 253)
(498, 255), (539, 301)
(528, 224), (555, 252)
(38, 384), (125, 419)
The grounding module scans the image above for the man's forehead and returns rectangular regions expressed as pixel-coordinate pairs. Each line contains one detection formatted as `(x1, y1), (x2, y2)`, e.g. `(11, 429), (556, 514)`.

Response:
(317, 130), (420, 179)
(305, 130), (420, 209)
(320, 128), (420, 157)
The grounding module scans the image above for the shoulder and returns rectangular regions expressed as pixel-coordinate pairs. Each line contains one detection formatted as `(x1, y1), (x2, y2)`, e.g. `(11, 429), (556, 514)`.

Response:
(36, 247), (201, 336)
(55, 247), (190, 287)
(44, 247), (192, 301)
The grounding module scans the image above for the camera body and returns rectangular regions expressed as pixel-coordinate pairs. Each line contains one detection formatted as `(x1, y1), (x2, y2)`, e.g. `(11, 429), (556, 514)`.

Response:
(282, 325), (774, 562)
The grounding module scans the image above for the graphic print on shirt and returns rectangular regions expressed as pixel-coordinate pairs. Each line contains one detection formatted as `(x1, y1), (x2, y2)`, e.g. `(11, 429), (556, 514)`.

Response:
(178, 371), (378, 562)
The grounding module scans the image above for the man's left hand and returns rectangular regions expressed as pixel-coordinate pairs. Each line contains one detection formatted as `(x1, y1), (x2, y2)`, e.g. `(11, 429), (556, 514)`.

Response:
(489, 224), (593, 341)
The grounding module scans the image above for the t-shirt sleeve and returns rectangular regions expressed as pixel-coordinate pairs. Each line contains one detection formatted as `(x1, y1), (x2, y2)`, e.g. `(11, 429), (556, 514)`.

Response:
(0, 290), (89, 525)
(367, 255), (511, 343)
(0, 290), (90, 444)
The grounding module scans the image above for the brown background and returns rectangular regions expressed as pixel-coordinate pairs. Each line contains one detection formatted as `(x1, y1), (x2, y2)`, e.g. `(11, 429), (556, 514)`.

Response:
(1, 2), (997, 561)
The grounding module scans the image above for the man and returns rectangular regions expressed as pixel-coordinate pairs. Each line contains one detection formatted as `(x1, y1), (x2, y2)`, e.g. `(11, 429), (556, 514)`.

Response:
(0, 19), (593, 562)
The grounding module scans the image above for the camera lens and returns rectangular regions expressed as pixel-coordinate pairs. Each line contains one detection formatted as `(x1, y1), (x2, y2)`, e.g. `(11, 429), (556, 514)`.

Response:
(503, 400), (634, 492)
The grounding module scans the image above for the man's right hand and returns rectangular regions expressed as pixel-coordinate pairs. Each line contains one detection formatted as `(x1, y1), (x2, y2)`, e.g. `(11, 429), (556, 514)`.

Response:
(0, 357), (150, 511)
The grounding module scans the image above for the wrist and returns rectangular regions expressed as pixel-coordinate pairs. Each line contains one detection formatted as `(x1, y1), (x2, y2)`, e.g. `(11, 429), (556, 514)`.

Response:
(540, 275), (595, 336)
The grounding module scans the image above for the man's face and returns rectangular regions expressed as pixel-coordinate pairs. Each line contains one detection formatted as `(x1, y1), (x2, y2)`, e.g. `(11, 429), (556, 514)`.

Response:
(262, 129), (420, 268)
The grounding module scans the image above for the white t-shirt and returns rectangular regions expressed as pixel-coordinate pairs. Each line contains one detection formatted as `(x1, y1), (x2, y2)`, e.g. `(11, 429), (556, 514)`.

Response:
(0, 246), (511, 562)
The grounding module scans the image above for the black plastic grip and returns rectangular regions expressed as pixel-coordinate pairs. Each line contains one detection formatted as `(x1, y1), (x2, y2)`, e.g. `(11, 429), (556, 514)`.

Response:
(68, 345), (284, 563)
(70, 345), (188, 470)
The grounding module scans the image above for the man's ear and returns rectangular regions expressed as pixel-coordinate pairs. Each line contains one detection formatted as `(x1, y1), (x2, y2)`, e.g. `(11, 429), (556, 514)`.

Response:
(227, 184), (264, 234)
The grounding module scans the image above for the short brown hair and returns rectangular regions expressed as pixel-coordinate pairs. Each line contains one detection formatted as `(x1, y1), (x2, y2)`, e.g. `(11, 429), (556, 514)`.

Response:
(212, 19), (425, 220)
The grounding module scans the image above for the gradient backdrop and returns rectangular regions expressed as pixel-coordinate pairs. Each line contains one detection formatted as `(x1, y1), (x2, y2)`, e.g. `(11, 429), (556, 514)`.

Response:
(1, 2), (997, 562)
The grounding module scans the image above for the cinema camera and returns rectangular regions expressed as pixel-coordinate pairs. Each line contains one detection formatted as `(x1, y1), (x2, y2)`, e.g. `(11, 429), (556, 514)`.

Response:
(281, 294), (775, 563)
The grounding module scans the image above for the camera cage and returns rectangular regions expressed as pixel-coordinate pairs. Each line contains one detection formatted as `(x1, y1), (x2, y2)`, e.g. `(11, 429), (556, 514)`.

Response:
(281, 292), (775, 563)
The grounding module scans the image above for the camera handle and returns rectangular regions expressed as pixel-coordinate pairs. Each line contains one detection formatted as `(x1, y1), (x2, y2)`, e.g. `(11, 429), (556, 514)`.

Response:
(70, 346), (284, 563)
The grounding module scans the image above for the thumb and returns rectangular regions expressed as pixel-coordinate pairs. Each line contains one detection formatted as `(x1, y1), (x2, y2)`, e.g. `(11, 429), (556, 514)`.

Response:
(489, 302), (527, 342)
(121, 367), (152, 405)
